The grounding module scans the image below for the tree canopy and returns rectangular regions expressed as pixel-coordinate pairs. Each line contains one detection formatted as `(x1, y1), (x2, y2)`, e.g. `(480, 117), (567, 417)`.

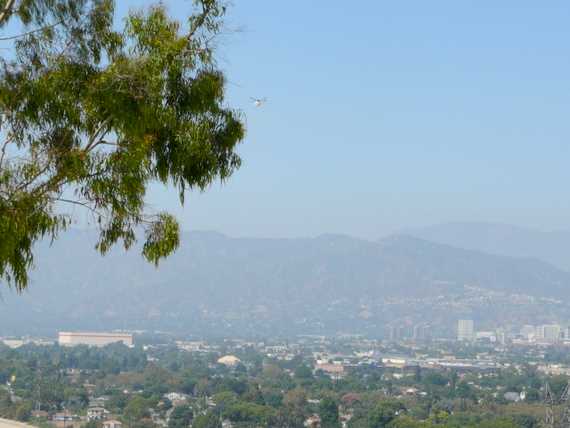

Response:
(168, 404), (194, 428)
(0, 0), (245, 290)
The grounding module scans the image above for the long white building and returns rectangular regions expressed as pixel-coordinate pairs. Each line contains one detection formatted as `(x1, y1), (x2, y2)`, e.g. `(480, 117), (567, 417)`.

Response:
(58, 332), (133, 347)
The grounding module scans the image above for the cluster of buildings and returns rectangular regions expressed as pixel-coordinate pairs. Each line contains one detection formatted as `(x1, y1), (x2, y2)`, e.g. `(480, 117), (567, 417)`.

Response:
(49, 414), (122, 428)
(387, 323), (431, 342)
(1, 331), (134, 349)
(0, 337), (54, 348)
(456, 319), (570, 344)
(518, 324), (570, 343)
(41, 391), (193, 428)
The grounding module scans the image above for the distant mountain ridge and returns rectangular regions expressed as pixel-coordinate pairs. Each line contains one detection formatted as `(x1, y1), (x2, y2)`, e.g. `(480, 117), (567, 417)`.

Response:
(405, 222), (570, 271)
(1, 229), (569, 336)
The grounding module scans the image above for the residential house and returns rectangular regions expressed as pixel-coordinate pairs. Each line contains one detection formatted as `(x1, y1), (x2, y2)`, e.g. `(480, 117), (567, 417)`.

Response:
(304, 415), (321, 428)
(103, 420), (123, 428)
(87, 406), (110, 421)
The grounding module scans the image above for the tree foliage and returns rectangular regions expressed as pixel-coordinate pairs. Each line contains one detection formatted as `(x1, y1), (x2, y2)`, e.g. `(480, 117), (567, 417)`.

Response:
(168, 404), (193, 428)
(124, 395), (151, 422)
(367, 400), (404, 428)
(0, 0), (245, 290)
(192, 412), (221, 428)
(318, 396), (340, 428)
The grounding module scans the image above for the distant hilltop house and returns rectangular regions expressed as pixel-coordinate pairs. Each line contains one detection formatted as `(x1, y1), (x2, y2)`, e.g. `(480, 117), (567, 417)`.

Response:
(504, 391), (525, 402)
(58, 331), (133, 347)
(89, 396), (110, 408)
(164, 392), (190, 405)
(217, 355), (241, 367)
(103, 420), (123, 428)
(31, 410), (49, 419)
(87, 406), (110, 421)
(304, 414), (321, 427)
(52, 412), (81, 428)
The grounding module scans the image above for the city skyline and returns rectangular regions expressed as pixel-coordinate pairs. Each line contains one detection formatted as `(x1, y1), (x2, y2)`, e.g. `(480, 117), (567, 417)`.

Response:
(1, 2), (569, 428)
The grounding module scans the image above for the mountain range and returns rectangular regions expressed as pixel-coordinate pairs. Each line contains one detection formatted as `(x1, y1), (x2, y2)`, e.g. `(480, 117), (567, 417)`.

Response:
(1, 225), (570, 337)
(406, 222), (570, 271)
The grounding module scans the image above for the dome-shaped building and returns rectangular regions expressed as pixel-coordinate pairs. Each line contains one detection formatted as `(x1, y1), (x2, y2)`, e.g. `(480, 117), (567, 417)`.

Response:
(217, 355), (241, 367)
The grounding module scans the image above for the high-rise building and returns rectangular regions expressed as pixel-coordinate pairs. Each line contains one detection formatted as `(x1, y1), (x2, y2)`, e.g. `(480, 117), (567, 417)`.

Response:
(412, 323), (430, 342)
(537, 325), (561, 342)
(388, 325), (403, 342)
(520, 325), (536, 340)
(457, 319), (475, 341)
(496, 328), (507, 345)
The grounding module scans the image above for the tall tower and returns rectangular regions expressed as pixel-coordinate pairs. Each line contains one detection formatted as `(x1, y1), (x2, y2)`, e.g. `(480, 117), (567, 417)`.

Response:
(561, 382), (570, 428)
(545, 382), (555, 428)
(457, 319), (474, 341)
(544, 381), (570, 428)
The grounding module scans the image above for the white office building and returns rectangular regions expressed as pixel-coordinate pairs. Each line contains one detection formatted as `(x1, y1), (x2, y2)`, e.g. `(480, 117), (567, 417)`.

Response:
(536, 325), (561, 342)
(457, 319), (475, 341)
(58, 332), (133, 347)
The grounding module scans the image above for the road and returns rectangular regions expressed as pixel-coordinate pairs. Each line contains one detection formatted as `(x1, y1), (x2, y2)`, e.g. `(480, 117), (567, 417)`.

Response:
(0, 419), (33, 428)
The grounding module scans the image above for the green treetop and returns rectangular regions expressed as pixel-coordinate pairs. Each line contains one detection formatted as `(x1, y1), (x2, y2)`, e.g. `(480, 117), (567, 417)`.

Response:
(0, 0), (245, 290)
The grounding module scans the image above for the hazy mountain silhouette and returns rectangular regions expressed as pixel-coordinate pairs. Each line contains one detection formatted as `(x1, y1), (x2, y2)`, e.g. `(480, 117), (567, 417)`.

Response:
(0, 229), (569, 336)
(406, 222), (570, 271)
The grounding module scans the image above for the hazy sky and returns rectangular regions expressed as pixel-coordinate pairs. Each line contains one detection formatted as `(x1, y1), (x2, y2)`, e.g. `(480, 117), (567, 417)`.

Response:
(121, 1), (570, 239)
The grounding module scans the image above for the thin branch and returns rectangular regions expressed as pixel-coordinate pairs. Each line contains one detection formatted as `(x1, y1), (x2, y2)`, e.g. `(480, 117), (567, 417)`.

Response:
(14, 162), (51, 193)
(84, 118), (111, 152)
(0, 134), (14, 167)
(92, 140), (117, 148)
(187, 1), (212, 40)
(32, 156), (113, 201)
(54, 33), (75, 61)
(54, 196), (156, 226)
(0, 19), (64, 41)
(52, 14), (90, 63)
(54, 197), (102, 216)
(0, 0), (16, 27)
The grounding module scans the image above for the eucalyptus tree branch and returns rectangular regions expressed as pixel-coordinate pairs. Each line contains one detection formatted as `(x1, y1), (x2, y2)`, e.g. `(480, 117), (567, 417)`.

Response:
(0, 19), (64, 41)
(187, 1), (212, 40)
(0, 134), (14, 168)
(84, 119), (112, 152)
(55, 196), (156, 227)
(0, 0), (16, 27)
(53, 197), (102, 216)
(0, 0), (244, 290)
(12, 158), (52, 193)
(6, 118), (112, 196)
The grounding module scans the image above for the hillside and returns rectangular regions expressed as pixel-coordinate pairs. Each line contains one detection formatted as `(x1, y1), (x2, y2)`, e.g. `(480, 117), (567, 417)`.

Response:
(406, 222), (570, 271)
(1, 230), (569, 337)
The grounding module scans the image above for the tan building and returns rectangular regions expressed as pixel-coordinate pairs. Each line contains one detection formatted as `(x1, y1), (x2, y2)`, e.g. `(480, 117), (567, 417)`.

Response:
(52, 412), (80, 428)
(315, 362), (345, 379)
(217, 355), (241, 367)
(58, 332), (133, 347)
(103, 420), (123, 428)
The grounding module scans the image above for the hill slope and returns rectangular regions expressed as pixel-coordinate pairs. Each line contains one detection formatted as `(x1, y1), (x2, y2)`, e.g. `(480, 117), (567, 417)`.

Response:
(1, 230), (569, 336)
(406, 222), (570, 271)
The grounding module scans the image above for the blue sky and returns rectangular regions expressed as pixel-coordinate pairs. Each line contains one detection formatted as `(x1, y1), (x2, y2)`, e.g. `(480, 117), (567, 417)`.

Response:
(127, 1), (570, 238)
